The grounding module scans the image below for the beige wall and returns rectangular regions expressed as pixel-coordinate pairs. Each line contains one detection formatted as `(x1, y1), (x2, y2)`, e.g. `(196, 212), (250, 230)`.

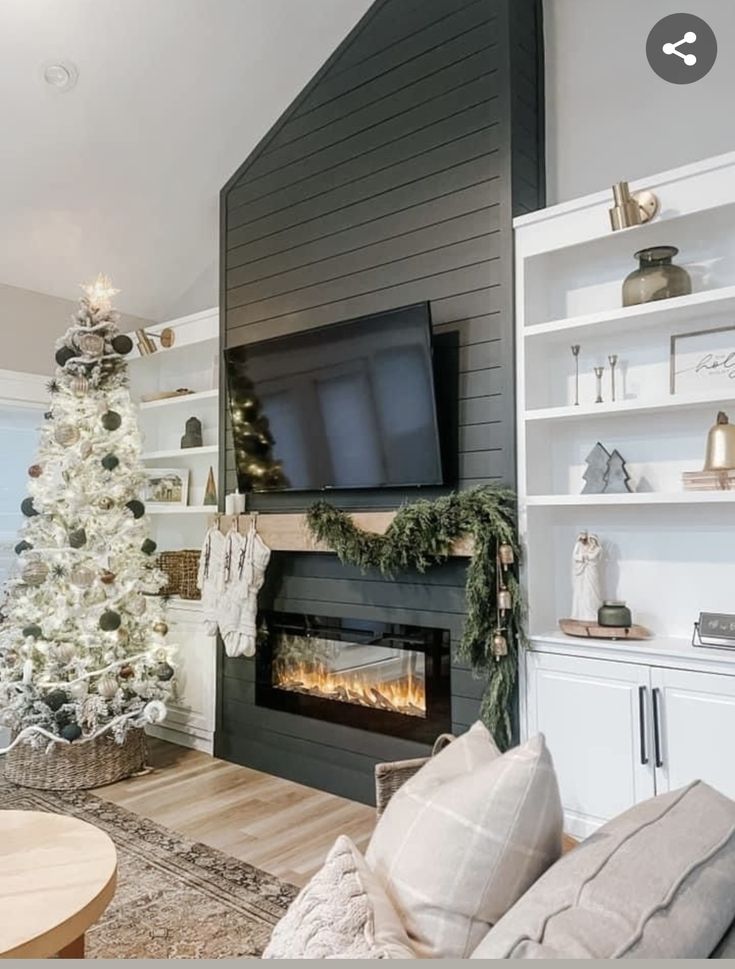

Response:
(0, 283), (150, 376)
(544, 0), (735, 203)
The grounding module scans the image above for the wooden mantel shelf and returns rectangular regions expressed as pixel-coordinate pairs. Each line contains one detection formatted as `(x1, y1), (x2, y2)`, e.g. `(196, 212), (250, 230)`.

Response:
(213, 512), (474, 557)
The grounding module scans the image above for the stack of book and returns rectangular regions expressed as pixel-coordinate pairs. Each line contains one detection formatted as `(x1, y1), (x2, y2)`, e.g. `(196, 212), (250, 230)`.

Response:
(682, 469), (735, 491)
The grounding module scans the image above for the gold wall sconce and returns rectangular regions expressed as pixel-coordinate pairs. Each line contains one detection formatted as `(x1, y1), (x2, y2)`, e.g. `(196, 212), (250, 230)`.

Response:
(609, 181), (659, 231)
(135, 327), (176, 355)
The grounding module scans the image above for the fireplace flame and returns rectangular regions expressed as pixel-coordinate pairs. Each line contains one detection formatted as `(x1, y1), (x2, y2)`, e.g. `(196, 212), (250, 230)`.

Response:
(274, 661), (426, 718)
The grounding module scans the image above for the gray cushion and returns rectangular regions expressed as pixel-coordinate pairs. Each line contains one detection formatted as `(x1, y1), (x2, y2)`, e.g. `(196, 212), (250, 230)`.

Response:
(712, 921), (735, 959)
(471, 781), (735, 960)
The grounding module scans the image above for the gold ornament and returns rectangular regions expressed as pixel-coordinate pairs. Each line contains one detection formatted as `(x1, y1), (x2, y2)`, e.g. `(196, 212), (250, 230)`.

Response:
(100, 569), (116, 584)
(55, 424), (80, 447)
(152, 620), (168, 636)
(498, 543), (515, 567)
(71, 376), (89, 396)
(77, 332), (105, 357)
(492, 631), (508, 658)
(96, 673), (118, 698)
(70, 565), (95, 588)
(22, 559), (49, 586)
(497, 588), (512, 612)
(98, 496), (114, 511)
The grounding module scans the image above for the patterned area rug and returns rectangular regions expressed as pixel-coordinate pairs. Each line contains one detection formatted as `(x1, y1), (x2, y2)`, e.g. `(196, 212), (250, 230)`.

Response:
(0, 774), (297, 959)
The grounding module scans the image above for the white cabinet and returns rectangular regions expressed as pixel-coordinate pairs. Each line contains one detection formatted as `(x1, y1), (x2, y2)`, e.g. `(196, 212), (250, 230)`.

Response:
(526, 647), (735, 838)
(651, 667), (735, 801)
(526, 652), (654, 838)
(146, 601), (217, 753)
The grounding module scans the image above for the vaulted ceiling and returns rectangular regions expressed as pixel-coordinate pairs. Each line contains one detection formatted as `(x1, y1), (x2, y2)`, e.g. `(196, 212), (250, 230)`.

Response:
(0, 0), (372, 321)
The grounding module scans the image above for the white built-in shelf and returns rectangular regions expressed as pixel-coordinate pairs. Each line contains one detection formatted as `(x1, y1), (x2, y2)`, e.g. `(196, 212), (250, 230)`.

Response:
(524, 285), (735, 342)
(141, 445), (218, 461)
(525, 388), (735, 424)
(526, 491), (735, 507)
(139, 389), (218, 411)
(147, 505), (214, 515)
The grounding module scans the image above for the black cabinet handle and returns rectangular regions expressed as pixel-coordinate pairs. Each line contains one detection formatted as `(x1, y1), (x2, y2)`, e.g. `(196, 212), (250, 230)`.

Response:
(638, 685), (648, 765)
(652, 687), (664, 768)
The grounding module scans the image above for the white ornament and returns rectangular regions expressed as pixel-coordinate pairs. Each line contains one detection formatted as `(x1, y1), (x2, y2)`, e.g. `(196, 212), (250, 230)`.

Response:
(69, 679), (88, 700)
(55, 642), (76, 664)
(96, 673), (118, 698)
(571, 532), (603, 621)
(128, 595), (146, 617)
(22, 659), (34, 684)
(144, 699), (167, 724)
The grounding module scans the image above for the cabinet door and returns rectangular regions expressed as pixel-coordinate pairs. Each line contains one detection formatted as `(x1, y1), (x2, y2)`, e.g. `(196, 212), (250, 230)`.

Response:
(651, 667), (735, 800)
(526, 651), (655, 838)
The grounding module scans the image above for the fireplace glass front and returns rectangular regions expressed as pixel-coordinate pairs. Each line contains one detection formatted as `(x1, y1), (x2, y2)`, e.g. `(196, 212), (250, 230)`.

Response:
(256, 611), (451, 742)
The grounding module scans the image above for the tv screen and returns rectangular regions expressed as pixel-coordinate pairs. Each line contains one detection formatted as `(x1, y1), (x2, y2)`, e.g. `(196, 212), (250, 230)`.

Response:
(225, 303), (443, 493)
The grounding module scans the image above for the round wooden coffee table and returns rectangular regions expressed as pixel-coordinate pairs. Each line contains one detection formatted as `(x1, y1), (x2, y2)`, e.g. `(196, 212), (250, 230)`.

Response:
(0, 810), (117, 958)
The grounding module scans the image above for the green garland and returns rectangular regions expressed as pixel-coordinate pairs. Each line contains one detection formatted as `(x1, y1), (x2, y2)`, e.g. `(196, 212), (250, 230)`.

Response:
(305, 485), (524, 750)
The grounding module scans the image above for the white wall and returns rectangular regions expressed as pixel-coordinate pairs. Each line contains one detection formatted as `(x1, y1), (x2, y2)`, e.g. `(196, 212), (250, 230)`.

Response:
(544, 0), (735, 204)
(0, 283), (150, 375)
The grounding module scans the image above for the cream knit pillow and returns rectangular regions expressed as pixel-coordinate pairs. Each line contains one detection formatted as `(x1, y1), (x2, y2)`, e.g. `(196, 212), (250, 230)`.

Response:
(366, 723), (563, 959)
(263, 835), (416, 959)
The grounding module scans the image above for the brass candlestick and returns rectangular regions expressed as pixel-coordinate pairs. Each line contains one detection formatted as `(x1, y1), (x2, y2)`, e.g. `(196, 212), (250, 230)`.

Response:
(571, 345), (581, 406)
(594, 366), (605, 404)
(608, 355), (618, 402)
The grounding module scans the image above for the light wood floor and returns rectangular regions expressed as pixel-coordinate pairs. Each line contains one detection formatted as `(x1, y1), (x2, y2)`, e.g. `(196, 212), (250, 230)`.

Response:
(95, 740), (376, 887)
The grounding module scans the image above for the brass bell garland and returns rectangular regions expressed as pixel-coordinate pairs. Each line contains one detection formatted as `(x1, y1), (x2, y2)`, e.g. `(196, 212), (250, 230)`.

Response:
(492, 631), (508, 659)
(497, 588), (512, 612)
(498, 543), (515, 567)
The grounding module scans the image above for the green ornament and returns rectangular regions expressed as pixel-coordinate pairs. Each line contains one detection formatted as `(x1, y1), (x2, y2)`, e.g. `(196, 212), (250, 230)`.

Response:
(15, 540), (32, 554)
(69, 528), (87, 549)
(21, 497), (38, 517)
(101, 411), (122, 431)
(141, 538), (157, 556)
(60, 723), (82, 742)
(22, 624), (43, 639)
(101, 453), (119, 471)
(46, 689), (68, 712)
(126, 499), (145, 519)
(111, 334), (133, 355)
(99, 610), (121, 632)
(54, 346), (76, 367)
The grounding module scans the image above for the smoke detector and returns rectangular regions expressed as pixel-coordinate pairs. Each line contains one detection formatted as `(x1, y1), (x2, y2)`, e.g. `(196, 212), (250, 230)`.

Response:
(42, 61), (79, 92)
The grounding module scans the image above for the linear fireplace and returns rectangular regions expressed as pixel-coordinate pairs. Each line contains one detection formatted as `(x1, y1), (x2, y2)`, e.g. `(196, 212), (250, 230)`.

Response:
(256, 611), (451, 743)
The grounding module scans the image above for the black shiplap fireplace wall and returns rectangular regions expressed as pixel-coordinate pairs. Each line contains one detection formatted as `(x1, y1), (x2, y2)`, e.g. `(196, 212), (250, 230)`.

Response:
(217, 0), (544, 803)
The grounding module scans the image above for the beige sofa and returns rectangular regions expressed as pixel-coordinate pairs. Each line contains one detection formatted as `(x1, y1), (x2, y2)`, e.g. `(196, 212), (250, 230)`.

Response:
(264, 723), (735, 960)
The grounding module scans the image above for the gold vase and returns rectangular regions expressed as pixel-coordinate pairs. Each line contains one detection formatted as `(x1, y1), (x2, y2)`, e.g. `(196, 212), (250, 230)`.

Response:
(704, 412), (735, 471)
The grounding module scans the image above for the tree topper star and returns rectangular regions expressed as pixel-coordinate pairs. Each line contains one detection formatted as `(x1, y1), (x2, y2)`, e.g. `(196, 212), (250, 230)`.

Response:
(81, 274), (119, 311)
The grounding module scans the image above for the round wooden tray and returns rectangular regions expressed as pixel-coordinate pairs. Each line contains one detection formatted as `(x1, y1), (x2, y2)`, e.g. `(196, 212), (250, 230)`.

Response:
(559, 618), (651, 640)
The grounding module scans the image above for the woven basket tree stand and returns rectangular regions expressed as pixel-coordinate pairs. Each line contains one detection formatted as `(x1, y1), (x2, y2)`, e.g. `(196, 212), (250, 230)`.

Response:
(3, 727), (147, 791)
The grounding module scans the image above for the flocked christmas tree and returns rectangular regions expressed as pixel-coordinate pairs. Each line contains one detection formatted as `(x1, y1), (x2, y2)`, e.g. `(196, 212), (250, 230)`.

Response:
(0, 276), (173, 751)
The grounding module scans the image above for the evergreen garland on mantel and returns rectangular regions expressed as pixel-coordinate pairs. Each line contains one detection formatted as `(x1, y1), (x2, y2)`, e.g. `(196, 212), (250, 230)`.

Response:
(305, 485), (523, 750)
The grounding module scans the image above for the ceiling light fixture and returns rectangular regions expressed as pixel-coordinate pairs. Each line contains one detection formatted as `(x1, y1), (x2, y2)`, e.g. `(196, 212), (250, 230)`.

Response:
(42, 60), (79, 92)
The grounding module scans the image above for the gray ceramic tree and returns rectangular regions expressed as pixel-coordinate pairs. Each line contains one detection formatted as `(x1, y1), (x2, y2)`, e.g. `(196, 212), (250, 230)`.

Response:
(582, 442), (610, 494)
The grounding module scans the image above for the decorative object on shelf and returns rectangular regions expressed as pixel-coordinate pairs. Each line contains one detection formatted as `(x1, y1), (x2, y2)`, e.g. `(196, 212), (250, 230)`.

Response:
(581, 443), (632, 494)
(180, 416), (203, 449)
(158, 549), (201, 600)
(608, 180), (659, 231)
(598, 600), (632, 628)
(225, 491), (246, 516)
(140, 388), (193, 403)
(571, 531), (603, 621)
(0, 276), (173, 789)
(608, 354), (618, 402)
(703, 411), (735, 471)
(305, 485), (522, 750)
(558, 618), (650, 640)
(692, 612), (735, 650)
(135, 327), (175, 356)
(622, 246), (691, 307)
(582, 443), (611, 493)
(204, 466), (218, 506)
(143, 467), (189, 506)
(593, 366), (605, 404)
(682, 468), (735, 491)
(670, 325), (735, 394)
(605, 449), (632, 493)
(570, 344), (581, 406)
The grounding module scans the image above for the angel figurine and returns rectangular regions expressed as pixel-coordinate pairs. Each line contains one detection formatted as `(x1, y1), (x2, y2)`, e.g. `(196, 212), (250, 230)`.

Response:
(571, 531), (603, 621)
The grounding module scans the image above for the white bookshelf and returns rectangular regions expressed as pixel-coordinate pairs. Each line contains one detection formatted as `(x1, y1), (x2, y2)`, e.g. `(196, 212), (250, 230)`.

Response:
(515, 153), (735, 837)
(125, 307), (219, 754)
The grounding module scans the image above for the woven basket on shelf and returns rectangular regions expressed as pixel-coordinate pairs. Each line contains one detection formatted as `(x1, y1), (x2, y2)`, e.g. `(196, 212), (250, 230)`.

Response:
(158, 549), (201, 600)
(3, 728), (147, 791)
(374, 733), (454, 816)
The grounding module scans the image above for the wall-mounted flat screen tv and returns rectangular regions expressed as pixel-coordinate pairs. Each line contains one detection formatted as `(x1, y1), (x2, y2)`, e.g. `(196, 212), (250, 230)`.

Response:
(225, 303), (443, 492)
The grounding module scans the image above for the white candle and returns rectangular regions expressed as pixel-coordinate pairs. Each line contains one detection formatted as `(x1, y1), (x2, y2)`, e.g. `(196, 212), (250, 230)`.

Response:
(225, 492), (246, 515)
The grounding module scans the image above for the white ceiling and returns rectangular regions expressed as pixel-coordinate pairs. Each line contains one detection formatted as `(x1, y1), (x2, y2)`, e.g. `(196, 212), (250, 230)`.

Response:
(0, 0), (373, 321)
